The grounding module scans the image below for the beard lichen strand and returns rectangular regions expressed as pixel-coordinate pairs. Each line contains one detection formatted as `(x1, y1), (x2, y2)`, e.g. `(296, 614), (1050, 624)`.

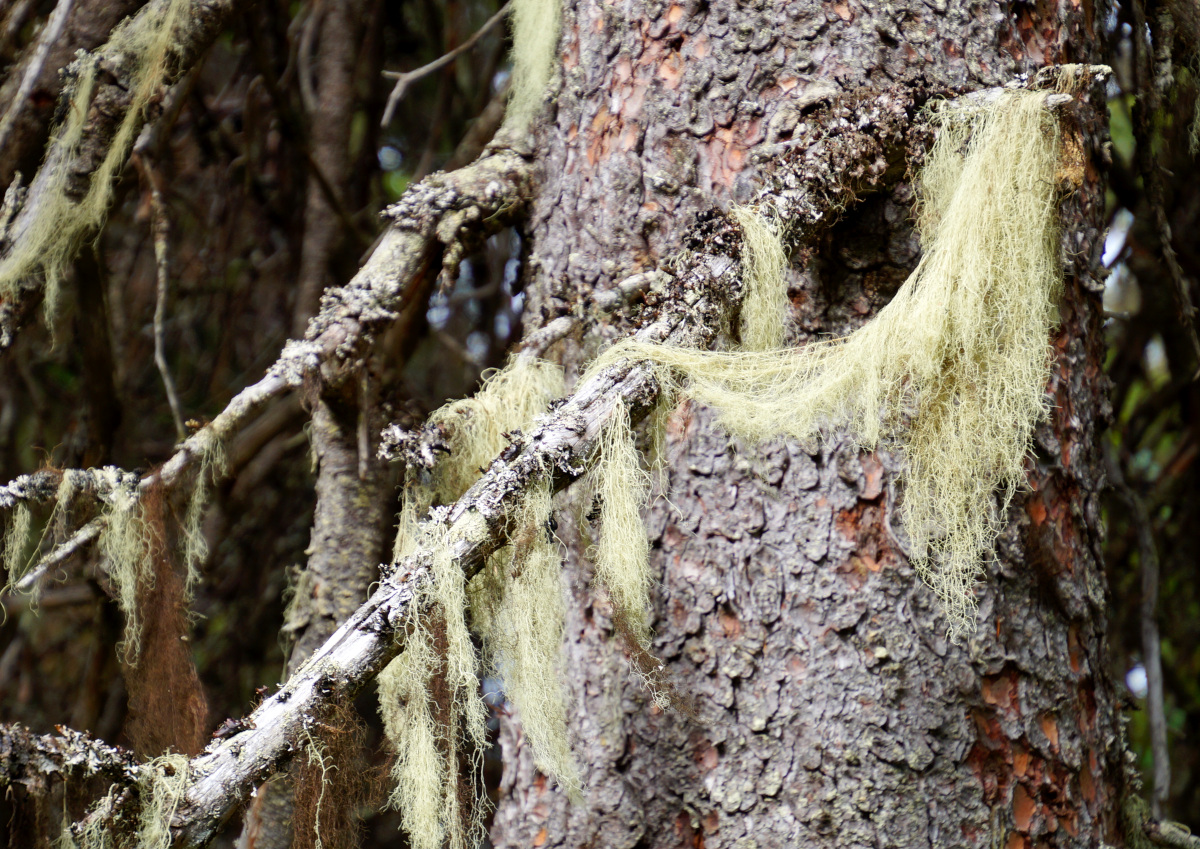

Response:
(469, 476), (582, 800)
(0, 0), (190, 321)
(592, 399), (655, 645)
(61, 788), (119, 849)
(2, 500), (33, 596)
(180, 434), (228, 600)
(393, 357), (564, 559)
(136, 753), (191, 849)
(98, 472), (156, 661)
(730, 205), (789, 352)
(592, 90), (1063, 640)
(380, 515), (490, 849)
(503, 0), (562, 133)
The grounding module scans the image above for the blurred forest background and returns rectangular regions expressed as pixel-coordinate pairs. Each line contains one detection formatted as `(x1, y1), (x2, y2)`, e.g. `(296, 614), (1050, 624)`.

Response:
(0, 0), (1197, 843)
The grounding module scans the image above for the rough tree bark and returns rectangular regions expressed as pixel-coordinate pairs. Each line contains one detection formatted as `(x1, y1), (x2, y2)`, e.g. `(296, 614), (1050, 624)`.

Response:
(489, 2), (1124, 848)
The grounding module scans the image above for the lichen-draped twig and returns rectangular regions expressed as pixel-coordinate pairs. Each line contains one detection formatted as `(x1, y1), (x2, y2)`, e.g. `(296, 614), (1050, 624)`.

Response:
(0, 0), (241, 344)
(0, 0), (77, 155)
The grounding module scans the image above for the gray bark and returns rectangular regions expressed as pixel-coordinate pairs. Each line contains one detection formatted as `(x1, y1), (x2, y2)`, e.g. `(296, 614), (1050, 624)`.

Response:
(490, 2), (1124, 848)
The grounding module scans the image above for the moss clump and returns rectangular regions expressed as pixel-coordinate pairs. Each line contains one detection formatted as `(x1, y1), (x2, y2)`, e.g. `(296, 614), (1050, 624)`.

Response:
(504, 0), (562, 132)
(595, 90), (1064, 640)
(0, 0), (190, 321)
(470, 477), (581, 799)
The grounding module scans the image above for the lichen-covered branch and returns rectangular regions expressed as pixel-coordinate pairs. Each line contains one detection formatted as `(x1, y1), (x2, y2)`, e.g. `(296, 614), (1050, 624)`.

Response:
(0, 722), (140, 792)
(0, 0), (242, 348)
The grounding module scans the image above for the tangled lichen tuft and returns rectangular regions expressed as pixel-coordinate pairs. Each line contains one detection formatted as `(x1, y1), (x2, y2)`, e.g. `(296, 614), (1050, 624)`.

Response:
(469, 475), (581, 798)
(595, 90), (1065, 640)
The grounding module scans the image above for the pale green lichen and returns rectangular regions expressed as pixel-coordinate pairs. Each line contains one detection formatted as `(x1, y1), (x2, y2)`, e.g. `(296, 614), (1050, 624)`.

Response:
(2, 501), (33, 595)
(504, 0), (562, 132)
(394, 358), (563, 560)
(136, 753), (191, 849)
(181, 434), (227, 599)
(592, 399), (653, 645)
(380, 516), (490, 849)
(0, 0), (192, 323)
(731, 205), (789, 351)
(98, 475), (155, 661)
(593, 90), (1064, 640)
(470, 477), (581, 799)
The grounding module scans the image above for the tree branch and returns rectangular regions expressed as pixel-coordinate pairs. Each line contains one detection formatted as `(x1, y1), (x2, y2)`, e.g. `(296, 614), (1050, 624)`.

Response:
(0, 0), (240, 351)
(0, 722), (140, 792)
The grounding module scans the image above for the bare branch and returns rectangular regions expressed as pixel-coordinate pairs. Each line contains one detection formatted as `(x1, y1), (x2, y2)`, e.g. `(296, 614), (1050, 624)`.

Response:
(380, 1), (512, 127)
(134, 152), (187, 442)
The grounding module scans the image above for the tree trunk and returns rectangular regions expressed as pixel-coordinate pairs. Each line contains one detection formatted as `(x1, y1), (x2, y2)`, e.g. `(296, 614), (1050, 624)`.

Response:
(490, 3), (1124, 848)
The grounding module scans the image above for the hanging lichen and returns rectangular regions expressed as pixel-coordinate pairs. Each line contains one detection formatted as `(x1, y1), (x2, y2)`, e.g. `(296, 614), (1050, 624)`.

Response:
(97, 470), (156, 661)
(504, 0), (562, 132)
(469, 476), (581, 799)
(591, 399), (654, 646)
(379, 517), (490, 849)
(2, 501), (33, 596)
(731, 206), (789, 351)
(593, 90), (1064, 640)
(428, 357), (565, 504)
(135, 754), (191, 849)
(394, 357), (564, 559)
(180, 435), (227, 599)
(0, 0), (191, 321)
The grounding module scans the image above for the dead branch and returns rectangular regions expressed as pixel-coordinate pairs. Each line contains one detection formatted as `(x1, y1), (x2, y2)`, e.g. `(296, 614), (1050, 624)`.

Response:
(0, 722), (140, 792)
(0, 0), (240, 351)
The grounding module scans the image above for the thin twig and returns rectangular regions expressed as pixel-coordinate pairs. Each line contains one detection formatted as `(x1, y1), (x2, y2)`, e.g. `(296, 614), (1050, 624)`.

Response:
(1107, 442), (1170, 816)
(0, 0), (76, 155)
(134, 153), (187, 441)
(13, 516), (105, 593)
(1130, 0), (1200, 377)
(380, 0), (511, 127)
